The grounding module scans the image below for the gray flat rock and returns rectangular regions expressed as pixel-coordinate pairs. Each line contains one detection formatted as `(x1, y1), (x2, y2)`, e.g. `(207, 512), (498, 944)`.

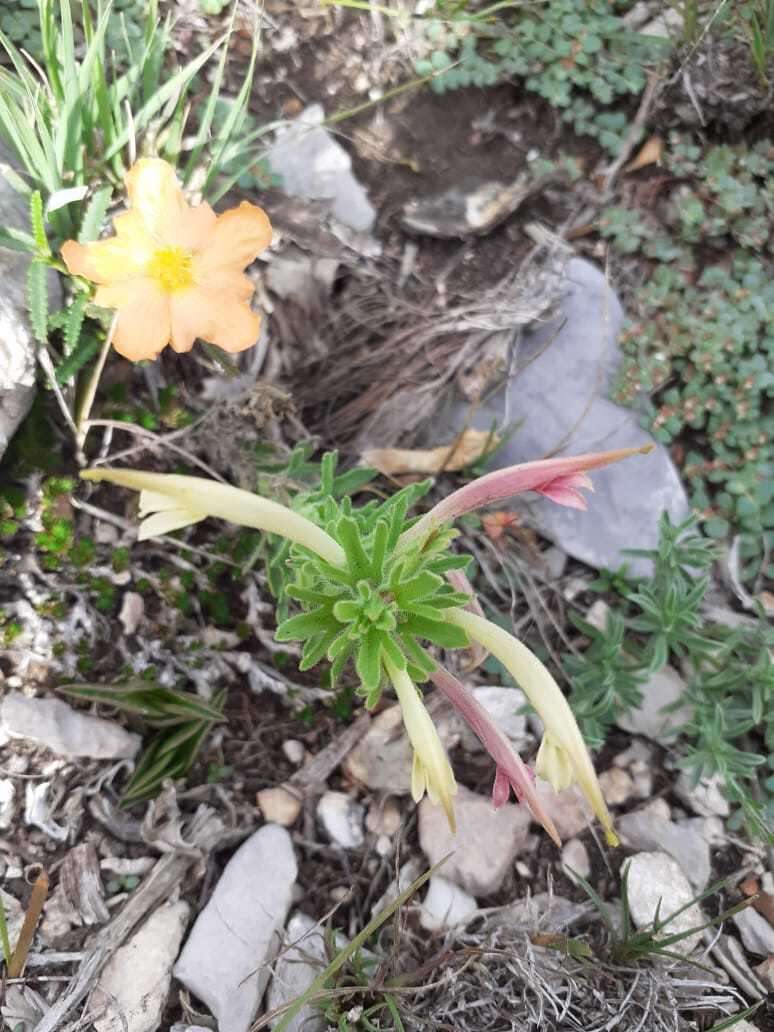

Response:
(625, 852), (704, 954)
(420, 875), (477, 931)
(267, 105), (376, 233)
(419, 784), (531, 897)
(616, 665), (691, 744)
(91, 901), (190, 1032)
(174, 825), (297, 1032)
(0, 146), (38, 459)
(733, 906), (774, 957)
(1, 692), (140, 760)
(618, 807), (711, 891)
(439, 258), (689, 574)
(266, 912), (326, 1032)
(674, 772), (730, 817)
(317, 790), (365, 849)
(457, 685), (531, 754)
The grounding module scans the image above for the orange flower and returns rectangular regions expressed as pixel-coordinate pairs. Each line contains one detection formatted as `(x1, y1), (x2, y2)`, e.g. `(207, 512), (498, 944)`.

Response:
(62, 159), (272, 361)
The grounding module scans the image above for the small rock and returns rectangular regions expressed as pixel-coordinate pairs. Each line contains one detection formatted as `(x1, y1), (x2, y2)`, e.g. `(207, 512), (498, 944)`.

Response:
(266, 247), (339, 310)
(370, 859), (423, 919)
(618, 808), (710, 891)
(483, 892), (593, 933)
(689, 816), (726, 846)
(1, 692), (140, 759)
(560, 839), (591, 880)
(344, 704), (459, 795)
(0, 779), (16, 828)
(534, 781), (592, 840)
(282, 740), (305, 765)
(754, 955), (774, 990)
(599, 768), (634, 807)
(616, 665), (691, 744)
(642, 797), (671, 821)
(457, 686), (531, 754)
(266, 912), (326, 1032)
(375, 834), (392, 858)
(630, 761), (653, 799)
(267, 104), (375, 233)
(317, 791), (365, 849)
(613, 740), (653, 767)
(640, 6), (683, 36)
(118, 592), (144, 635)
(420, 876), (477, 931)
(402, 173), (551, 239)
(542, 545), (568, 580)
(257, 786), (301, 827)
(419, 785), (531, 897)
(625, 852), (704, 954)
(343, 705), (413, 793)
(733, 907), (774, 957)
(174, 825), (297, 1032)
(585, 600), (610, 633)
(674, 772), (730, 818)
(91, 901), (189, 1032)
(365, 797), (402, 837)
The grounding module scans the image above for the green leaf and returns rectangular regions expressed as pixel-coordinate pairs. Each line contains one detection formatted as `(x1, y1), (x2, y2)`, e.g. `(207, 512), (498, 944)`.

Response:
(63, 294), (88, 357)
(27, 259), (48, 343)
(104, 34), (226, 161)
(369, 519), (389, 582)
(78, 186), (113, 243)
(356, 628), (383, 691)
(0, 224), (37, 252)
(203, 13), (258, 195)
(393, 571), (444, 606)
(275, 608), (338, 642)
(55, 333), (100, 384)
(29, 190), (48, 254)
(402, 614), (469, 649)
(335, 515), (371, 580)
(299, 630), (339, 671)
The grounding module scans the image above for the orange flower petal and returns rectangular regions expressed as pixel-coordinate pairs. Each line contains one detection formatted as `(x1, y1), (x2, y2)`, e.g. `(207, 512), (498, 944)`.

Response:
(62, 235), (152, 285)
(124, 158), (216, 250)
(170, 287), (261, 355)
(192, 265), (255, 302)
(95, 280), (171, 361)
(199, 201), (272, 272)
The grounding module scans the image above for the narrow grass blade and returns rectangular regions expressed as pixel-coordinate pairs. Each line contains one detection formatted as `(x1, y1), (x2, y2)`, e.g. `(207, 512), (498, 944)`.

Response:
(0, 892), (12, 968)
(78, 185), (113, 243)
(272, 858), (450, 1032)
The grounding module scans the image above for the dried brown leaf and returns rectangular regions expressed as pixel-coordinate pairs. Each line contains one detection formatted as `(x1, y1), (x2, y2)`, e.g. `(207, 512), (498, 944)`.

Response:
(624, 135), (664, 173)
(362, 430), (498, 477)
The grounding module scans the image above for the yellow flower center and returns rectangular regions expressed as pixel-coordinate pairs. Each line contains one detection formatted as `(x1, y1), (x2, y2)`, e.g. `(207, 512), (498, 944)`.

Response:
(147, 246), (194, 293)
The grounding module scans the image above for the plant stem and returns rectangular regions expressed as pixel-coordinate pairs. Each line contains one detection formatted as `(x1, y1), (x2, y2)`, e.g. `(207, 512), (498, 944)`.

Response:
(75, 313), (117, 461)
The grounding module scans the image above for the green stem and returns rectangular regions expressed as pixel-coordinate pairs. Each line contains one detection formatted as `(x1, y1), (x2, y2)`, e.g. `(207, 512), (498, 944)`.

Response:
(75, 313), (116, 458)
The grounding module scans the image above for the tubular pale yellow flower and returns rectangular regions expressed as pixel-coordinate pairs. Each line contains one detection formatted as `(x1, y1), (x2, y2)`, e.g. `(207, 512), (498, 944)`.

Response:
(385, 657), (457, 833)
(445, 608), (618, 846)
(62, 158), (272, 361)
(80, 468), (345, 567)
